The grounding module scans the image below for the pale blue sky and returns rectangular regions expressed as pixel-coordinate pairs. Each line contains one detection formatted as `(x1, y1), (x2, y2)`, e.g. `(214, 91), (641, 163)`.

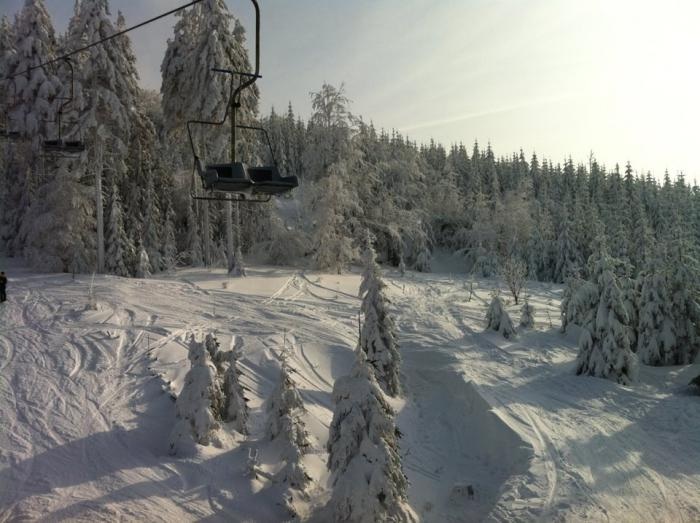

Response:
(3, 0), (700, 180)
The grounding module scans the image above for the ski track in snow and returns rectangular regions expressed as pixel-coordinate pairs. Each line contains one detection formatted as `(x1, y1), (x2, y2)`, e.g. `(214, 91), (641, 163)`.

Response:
(0, 265), (699, 521)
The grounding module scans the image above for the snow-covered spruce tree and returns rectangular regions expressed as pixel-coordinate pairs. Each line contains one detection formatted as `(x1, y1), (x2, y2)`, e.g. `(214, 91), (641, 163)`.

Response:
(553, 212), (582, 284)
(6, 0), (60, 144)
(161, 0), (259, 272)
(105, 180), (131, 277)
(169, 335), (224, 454)
(267, 360), (311, 488)
(359, 232), (402, 396)
(0, 16), (15, 94)
(142, 173), (162, 273)
(186, 196), (203, 266)
(162, 201), (178, 272)
(20, 157), (95, 272)
(575, 253), (638, 385)
(5, 0), (61, 257)
(312, 165), (357, 274)
(520, 296), (535, 329)
(636, 263), (676, 366)
(666, 237), (700, 364)
(136, 245), (152, 279)
(620, 274), (640, 350)
(325, 349), (415, 522)
(485, 293), (516, 339)
(204, 332), (228, 373)
(67, 0), (141, 273)
(560, 276), (598, 334)
(223, 344), (248, 434)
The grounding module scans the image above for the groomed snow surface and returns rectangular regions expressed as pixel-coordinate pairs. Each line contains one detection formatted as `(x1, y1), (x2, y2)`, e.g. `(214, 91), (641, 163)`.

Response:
(0, 259), (699, 522)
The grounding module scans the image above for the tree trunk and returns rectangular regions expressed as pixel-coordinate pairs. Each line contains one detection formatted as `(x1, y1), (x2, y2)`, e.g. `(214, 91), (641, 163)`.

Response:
(95, 142), (105, 273)
(225, 199), (234, 273)
(202, 201), (211, 267)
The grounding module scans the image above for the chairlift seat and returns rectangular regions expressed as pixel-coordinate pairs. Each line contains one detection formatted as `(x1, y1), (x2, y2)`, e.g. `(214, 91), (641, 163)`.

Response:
(0, 129), (20, 140)
(43, 139), (85, 154)
(197, 158), (253, 193)
(43, 139), (64, 151)
(248, 166), (298, 195)
(64, 140), (85, 153)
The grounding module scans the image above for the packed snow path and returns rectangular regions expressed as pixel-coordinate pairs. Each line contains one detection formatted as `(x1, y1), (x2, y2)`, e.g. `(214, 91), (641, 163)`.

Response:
(0, 263), (698, 521)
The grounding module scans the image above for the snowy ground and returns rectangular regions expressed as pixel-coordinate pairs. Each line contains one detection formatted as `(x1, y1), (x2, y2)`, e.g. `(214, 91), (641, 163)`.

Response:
(0, 259), (699, 521)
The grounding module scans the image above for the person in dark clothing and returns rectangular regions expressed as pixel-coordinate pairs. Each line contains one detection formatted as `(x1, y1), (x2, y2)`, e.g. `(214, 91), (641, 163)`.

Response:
(0, 272), (6, 303)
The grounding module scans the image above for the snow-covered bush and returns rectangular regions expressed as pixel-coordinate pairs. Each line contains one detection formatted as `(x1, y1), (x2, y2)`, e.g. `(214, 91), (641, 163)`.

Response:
(359, 233), (402, 396)
(520, 297), (535, 329)
(325, 349), (416, 522)
(169, 335), (224, 454)
(472, 245), (499, 278)
(690, 373), (700, 392)
(485, 293), (516, 339)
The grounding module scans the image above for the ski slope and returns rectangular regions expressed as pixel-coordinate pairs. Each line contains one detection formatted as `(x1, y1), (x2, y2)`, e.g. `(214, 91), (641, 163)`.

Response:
(0, 260), (699, 521)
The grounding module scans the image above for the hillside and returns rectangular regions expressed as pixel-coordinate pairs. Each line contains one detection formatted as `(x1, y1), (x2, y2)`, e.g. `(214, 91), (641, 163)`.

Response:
(0, 260), (699, 522)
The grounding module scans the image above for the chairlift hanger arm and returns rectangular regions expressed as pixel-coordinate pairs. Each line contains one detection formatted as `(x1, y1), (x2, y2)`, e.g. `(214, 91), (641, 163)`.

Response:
(235, 124), (278, 167)
(211, 68), (261, 80)
(186, 68), (237, 161)
(54, 58), (75, 142)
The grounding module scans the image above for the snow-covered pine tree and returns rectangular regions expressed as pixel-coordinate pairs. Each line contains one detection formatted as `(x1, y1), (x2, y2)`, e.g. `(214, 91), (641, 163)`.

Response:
(620, 274), (640, 350)
(575, 252), (638, 384)
(312, 165), (357, 273)
(169, 335), (224, 454)
(7, 0), (60, 143)
(66, 0), (142, 273)
(485, 293), (516, 339)
(142, 172), (162, 273)
(161, 0), (259, 271)
(20, 157), (95, 272)
(520, 296), (535, 329)
(105, 180), (130, 277)
(359, 232), (402, 396)
(0, 17), (15, 94)
(162, 201), (178, 272)
(636, 261), (676, 366)
(186, 195), (203, 266)
(562, 277), (598, 334)
(4, 1), (62, 257)
(553, 211), (582, 284)
(666, 236), (700, 364)
(325, 348), (415, 522)
(204, 332), (228, 374)
(267, 359), (311, 489)
(223, 343), (248, 434)
(136, 245), (152, 279)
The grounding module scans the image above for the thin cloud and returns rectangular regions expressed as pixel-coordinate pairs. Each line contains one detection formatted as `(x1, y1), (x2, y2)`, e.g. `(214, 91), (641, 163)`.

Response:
(398, 92), (582, 134)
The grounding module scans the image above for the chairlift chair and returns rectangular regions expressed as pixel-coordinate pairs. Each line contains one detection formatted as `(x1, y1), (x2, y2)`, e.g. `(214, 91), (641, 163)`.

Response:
(187, 0), (298, 202)
(42, 58), (85, 157)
